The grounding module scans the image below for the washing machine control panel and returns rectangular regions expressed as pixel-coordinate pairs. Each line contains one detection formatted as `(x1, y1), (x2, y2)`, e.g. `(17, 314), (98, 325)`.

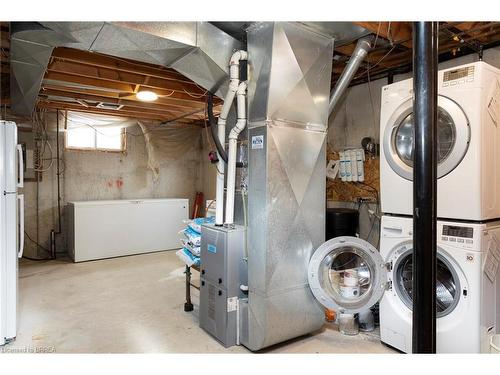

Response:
(440, 224), (474, 248)
(442, 65), (475, 87)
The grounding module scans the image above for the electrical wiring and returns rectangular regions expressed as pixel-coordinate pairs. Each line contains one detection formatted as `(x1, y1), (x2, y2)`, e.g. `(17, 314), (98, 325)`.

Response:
(31, 108), (55, 173)
(366, 66), (380, 141)
(34, 137), (54, 172)
(24, 231), (53, 260)
(354, 181), (381, 246)
(203, 95), (216, 150)
(159, 90), (175, 98)
(183, 88), (207, 99)
(201, 95), (228, 174)
(373, 21), (382, 49)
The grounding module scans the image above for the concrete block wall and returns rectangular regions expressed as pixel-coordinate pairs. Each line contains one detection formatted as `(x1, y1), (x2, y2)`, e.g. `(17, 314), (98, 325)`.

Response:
(20, 112), (209, 259)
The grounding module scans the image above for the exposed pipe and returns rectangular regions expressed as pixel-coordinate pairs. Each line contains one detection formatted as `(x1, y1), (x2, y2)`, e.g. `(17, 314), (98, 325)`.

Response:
(412, 21), (438, 354)
(328, 36), (374, 116)
(225, 81), (247, 225)
(214, 50), (248, 226)
(207, 93), (243, 168)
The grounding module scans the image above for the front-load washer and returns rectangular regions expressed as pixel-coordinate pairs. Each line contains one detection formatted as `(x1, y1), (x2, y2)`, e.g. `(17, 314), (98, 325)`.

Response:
(307, 215), (500, 353)
(380, 61), (500, 221)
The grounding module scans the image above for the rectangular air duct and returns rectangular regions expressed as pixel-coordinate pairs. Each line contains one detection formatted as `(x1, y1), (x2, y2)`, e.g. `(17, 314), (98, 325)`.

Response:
(242, 22), (334, 351)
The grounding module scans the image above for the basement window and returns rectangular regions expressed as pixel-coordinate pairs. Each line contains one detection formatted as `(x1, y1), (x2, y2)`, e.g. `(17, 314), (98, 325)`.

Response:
(65, 113), (126, 152)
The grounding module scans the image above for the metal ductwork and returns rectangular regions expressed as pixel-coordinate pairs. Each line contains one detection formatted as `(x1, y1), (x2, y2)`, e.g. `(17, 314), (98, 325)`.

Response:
(9, 22), (78, 115)
(328, 36), (374, 116)
(241, 22), (334, 351)
(10, 22), (241, 115)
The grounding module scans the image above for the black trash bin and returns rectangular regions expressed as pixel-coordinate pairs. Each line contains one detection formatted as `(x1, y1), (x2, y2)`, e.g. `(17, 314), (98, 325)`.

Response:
(325, 207), (359, 240)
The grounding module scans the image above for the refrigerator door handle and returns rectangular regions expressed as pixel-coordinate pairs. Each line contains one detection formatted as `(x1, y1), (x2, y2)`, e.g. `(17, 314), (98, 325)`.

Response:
(18, 194), (25, 258)
(16, 144), (24, 188)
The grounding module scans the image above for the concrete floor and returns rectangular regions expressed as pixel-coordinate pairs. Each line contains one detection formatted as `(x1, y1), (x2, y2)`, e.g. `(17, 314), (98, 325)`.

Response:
(7, 251), (395, 353)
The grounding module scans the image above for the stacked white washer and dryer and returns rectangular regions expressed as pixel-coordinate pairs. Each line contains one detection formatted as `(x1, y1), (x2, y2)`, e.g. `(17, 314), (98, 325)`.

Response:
(379, 61), (500, 353)
(307, 61), (500, 353)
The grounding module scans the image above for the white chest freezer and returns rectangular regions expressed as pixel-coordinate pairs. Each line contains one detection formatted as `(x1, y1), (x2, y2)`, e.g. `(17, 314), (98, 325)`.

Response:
(67, 198), (188, 262)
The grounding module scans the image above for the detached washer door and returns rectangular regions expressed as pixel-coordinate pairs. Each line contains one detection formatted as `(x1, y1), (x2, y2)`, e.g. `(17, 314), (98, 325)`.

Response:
(308, 236), (387, 314)
(383, 95), (470, 180)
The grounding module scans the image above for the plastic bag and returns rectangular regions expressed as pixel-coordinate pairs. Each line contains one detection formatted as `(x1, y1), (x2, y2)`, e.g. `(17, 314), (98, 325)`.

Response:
(185, 216), (215, 234)
(176, 248), (200, 267)
(181, 226), (201, 247)
(180, 238), (200, 256)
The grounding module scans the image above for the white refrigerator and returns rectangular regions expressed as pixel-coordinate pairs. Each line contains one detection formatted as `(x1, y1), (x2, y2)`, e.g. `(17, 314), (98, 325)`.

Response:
(1, 121), (24, 346)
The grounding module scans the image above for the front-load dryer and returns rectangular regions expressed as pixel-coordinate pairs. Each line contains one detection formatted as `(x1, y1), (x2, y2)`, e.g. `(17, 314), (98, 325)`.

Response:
(307, 215), (500, 353)
(380, 61), (500, 221)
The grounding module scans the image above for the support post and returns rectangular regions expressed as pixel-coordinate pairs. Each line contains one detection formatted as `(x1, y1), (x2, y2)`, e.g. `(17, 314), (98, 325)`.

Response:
(184, 265), (194, 312)
(412, 21), (438, 353)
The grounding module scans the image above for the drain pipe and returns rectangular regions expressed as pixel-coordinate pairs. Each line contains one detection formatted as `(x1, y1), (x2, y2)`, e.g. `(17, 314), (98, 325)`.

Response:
(328, 36), (374, 116)
(225, 81), (247, 225)
(412, 21), (438, 354)
(214, 50), (248, 226)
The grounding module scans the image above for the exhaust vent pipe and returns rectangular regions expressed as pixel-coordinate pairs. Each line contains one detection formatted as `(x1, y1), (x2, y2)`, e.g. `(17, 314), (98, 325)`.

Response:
(328, 36), (374, 116)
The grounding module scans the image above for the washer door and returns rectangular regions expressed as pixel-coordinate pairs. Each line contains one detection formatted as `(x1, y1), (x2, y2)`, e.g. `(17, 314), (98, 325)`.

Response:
(383, 95), (470, 180)
(308, 237), (387, 314)
(392, 245), (461, 317)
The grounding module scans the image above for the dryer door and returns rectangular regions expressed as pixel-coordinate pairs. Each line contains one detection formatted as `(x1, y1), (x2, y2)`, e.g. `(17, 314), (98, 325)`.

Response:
(308, 236), (388, 314)
(383, 95), (470, 180)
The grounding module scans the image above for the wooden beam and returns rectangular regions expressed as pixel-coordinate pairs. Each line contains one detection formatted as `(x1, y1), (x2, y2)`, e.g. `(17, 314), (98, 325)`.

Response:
(37, 100), (204, 122)
(43, 71), (208, 102)
(453, 22), (497, 43)
(353, 22), (413, 48)
(40, 83), (219, 110)
(40, 86), (207, 111)
(47, 59), (205, 94)
(41, 98), (180, 118)
(51, 47), (191, 83)
(40, 87), (207, 115)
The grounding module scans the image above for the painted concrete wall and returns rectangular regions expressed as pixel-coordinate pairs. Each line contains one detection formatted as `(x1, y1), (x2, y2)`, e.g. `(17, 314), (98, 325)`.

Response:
(327, 46), (500, 248)
(22, 113), (208, 259)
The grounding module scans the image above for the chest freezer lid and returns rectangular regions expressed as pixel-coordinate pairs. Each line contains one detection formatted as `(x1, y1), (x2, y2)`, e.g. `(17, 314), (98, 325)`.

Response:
(308, 236), (387, 314)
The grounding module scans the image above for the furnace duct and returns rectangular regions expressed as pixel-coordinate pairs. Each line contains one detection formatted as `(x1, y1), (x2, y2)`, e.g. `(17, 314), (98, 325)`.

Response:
(242, 22), (334, 351)
(10, 22), (241, 116)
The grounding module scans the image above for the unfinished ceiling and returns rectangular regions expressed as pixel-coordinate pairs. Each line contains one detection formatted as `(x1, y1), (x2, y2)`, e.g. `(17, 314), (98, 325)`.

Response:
(2, 22), (500, 124)
(40, 47), (216, 124)
(332, 22), (500, 86)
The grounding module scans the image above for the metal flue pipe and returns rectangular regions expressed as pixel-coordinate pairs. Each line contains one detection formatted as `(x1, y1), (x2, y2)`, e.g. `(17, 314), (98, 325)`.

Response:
(412, 21), (438, 354)
(328, 36), (373, 116)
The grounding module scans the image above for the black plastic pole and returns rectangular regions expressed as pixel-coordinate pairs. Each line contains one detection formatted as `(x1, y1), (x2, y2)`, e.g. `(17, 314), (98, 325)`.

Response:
(412, 21), (438, 354)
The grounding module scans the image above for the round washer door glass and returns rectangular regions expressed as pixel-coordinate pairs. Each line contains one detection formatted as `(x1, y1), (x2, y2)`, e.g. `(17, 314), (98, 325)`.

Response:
(394, 108), (456, 167)
(394, 249), (461, 317)
(383, 95), (469, 180)
(308, 237), (387, 314)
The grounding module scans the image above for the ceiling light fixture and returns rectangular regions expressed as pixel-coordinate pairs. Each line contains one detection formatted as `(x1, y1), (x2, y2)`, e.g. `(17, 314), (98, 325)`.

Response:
(136, 90), (158, 102)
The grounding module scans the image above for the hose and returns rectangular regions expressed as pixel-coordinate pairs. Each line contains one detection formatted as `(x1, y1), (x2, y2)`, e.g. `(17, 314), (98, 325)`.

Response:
(207, 92), (244, 168)
(241, 189), (248, 260)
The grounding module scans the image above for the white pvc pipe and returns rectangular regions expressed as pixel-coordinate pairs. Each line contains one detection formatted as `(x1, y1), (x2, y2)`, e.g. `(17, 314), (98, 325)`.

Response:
(215, 90), (236, 225)
(225, 81), (247, 225)
(214, 50), (248, 226)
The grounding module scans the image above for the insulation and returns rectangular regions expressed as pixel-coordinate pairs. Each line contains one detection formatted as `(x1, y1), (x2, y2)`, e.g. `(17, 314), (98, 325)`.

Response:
(62, 111), (203, 181)
(138, 121), (202, 181)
